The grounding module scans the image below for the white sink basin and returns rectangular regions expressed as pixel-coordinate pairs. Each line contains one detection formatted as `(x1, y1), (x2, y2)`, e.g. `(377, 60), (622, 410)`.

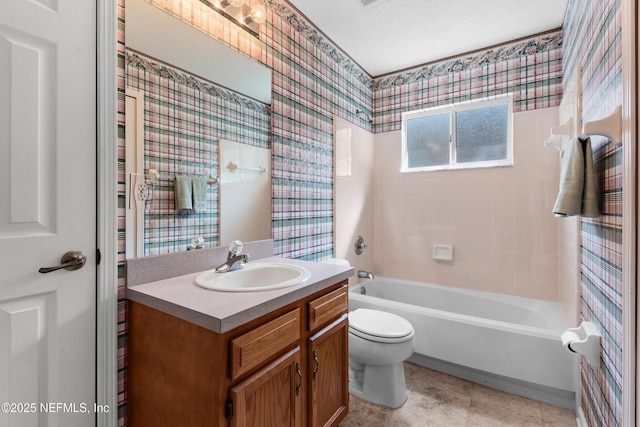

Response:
(194, 262), (311, 292)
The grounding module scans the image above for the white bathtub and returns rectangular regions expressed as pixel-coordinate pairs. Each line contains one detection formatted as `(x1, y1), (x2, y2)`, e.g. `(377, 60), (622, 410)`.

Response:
(349, 276), (576, 409)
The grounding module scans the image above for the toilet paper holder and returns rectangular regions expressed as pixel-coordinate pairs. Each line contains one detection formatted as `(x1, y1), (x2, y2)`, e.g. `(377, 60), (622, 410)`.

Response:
(561, 321), (601, 367)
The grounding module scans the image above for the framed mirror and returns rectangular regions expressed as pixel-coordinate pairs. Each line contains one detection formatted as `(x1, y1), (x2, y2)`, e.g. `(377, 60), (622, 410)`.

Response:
(125, 0), (273, 258)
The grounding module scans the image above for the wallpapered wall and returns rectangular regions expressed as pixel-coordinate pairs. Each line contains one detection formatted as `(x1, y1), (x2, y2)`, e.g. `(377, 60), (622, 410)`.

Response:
(563, 1), (624, 425)
(117, 0), (626, 425)
(372, 32), (562, 131)
(117, 0), (373, 422)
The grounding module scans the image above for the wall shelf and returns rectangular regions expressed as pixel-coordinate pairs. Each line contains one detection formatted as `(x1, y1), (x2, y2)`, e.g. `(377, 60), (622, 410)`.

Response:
(582, 105), (622, 145)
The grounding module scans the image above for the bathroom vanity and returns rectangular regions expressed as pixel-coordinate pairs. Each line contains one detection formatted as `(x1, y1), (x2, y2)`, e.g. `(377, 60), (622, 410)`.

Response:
(126, 244), (352, 427)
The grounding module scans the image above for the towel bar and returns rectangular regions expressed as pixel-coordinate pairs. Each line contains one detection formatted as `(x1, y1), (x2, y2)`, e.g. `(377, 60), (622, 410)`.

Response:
(147, 168), (218, 186)
(225, 161), (267, 174)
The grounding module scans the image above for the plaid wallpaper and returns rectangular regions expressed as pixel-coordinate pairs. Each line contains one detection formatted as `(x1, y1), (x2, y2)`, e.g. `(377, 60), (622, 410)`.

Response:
(563, 0), (624, 426)
(372, 31), (563, 132)
(116, 0), (568, 425)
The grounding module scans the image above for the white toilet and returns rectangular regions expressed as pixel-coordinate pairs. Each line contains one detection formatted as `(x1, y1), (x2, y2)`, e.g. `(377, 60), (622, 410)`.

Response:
(348, 308), (415, 408)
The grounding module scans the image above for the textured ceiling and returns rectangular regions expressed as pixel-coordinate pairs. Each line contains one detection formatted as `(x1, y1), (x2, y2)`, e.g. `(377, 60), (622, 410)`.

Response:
(287, 0), (568, 77)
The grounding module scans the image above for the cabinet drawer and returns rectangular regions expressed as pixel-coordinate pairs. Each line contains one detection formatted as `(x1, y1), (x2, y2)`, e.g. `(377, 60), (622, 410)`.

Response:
(230, 309), (301, 380)
(308, 284), (348, 331)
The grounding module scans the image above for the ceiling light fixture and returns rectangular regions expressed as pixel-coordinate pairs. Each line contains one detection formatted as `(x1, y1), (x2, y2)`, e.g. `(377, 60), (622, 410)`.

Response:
(200, 0), (265, 38)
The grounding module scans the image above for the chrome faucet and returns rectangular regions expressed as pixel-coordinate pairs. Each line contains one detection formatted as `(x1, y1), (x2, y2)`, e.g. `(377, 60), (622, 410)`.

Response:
(357, 270), (374, 280)
(215, 240), (249, 273)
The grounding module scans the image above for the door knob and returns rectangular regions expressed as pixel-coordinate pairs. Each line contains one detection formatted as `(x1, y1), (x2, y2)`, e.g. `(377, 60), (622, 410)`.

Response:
(39, 251), (87, 274)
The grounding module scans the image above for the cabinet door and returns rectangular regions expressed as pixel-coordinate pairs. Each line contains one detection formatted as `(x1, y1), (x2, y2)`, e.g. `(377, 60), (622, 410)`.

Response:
(308, 315), (349, 427)
(230, 346), (302, 427)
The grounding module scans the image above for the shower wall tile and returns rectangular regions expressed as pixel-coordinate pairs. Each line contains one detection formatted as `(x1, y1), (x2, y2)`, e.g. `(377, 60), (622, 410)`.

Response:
(333, 117), (375, 282)
(558, 217), (581, 324)
(373, 107), (561, 301)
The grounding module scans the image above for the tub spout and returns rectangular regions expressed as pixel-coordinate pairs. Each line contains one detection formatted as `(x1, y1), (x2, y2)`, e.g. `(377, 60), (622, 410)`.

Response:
(358, 270), (374, 280)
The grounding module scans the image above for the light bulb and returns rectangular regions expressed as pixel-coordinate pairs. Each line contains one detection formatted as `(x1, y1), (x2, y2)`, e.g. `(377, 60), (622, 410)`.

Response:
(245, 4), (266, 24)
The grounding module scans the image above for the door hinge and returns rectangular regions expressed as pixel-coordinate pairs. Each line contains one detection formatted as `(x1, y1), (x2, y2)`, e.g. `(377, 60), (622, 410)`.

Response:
(225, 399), (233, 419)
(96, 248), (102, 265)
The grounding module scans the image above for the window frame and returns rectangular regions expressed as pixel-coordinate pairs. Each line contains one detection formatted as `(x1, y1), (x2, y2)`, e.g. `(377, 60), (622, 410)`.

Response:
(401, 94), (514, 172)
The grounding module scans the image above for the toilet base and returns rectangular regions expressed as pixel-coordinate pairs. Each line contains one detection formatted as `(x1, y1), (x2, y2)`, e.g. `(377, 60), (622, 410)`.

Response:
(348, 361), (408, 408)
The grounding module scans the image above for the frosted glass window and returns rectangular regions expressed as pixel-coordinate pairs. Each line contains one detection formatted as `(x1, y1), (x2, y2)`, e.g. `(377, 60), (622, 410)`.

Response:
(401, 95), (512, 172)
(456, 104), (508, 163)
(406, 113), (450, 168)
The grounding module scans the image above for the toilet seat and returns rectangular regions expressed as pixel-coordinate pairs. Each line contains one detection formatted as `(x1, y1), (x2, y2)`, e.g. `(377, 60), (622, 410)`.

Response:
(349, 308), (414, 343)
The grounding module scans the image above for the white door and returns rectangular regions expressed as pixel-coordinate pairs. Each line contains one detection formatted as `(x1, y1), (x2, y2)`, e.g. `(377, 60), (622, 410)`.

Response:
(0, 0), (97, 426)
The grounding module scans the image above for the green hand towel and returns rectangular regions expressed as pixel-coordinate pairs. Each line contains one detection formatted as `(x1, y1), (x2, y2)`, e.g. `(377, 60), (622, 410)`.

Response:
(192, 176), (208, 212)
(174, 176), (193, 211)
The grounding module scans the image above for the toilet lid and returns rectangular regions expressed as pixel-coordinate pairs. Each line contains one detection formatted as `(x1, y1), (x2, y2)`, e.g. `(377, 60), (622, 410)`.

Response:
(349, 308), (414, 340)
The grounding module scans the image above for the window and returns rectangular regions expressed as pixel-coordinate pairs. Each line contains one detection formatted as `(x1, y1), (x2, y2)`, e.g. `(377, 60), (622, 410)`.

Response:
(401, 95), (513, 172)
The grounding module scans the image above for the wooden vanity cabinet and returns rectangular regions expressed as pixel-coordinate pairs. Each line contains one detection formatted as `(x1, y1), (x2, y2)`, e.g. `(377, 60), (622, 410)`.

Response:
(128, 280), (349, 427)
(229, 346), (302, 427)
(308, 315), (349, 427)
(307, 286), (349, 427)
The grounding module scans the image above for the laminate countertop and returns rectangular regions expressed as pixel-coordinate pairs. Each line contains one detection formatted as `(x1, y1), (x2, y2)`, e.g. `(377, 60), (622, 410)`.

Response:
(127, 256), (353, 333)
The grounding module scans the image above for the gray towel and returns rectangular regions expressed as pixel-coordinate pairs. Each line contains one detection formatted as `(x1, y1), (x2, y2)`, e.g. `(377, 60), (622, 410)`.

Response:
(191, 176), (208, 212)
(581, 138), (599, 217)
(174, 176), (193, 211)
(552, 137), (599, 218)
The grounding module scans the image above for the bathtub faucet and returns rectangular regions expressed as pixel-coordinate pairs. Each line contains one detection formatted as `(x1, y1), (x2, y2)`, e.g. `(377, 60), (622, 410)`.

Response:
(215, 240), (249, 273)
(358, 270), (375, 280)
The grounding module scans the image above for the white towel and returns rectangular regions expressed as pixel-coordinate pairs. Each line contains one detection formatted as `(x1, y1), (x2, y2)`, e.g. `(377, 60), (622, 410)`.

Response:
(552, 137), (599, 218)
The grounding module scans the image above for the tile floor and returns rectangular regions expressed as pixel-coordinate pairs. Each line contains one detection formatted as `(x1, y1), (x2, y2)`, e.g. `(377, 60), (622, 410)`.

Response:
(339, 362), (577, 427)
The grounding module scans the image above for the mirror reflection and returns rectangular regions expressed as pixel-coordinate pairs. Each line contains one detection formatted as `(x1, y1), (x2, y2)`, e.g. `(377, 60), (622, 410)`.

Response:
(124, 0), (273, 257)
